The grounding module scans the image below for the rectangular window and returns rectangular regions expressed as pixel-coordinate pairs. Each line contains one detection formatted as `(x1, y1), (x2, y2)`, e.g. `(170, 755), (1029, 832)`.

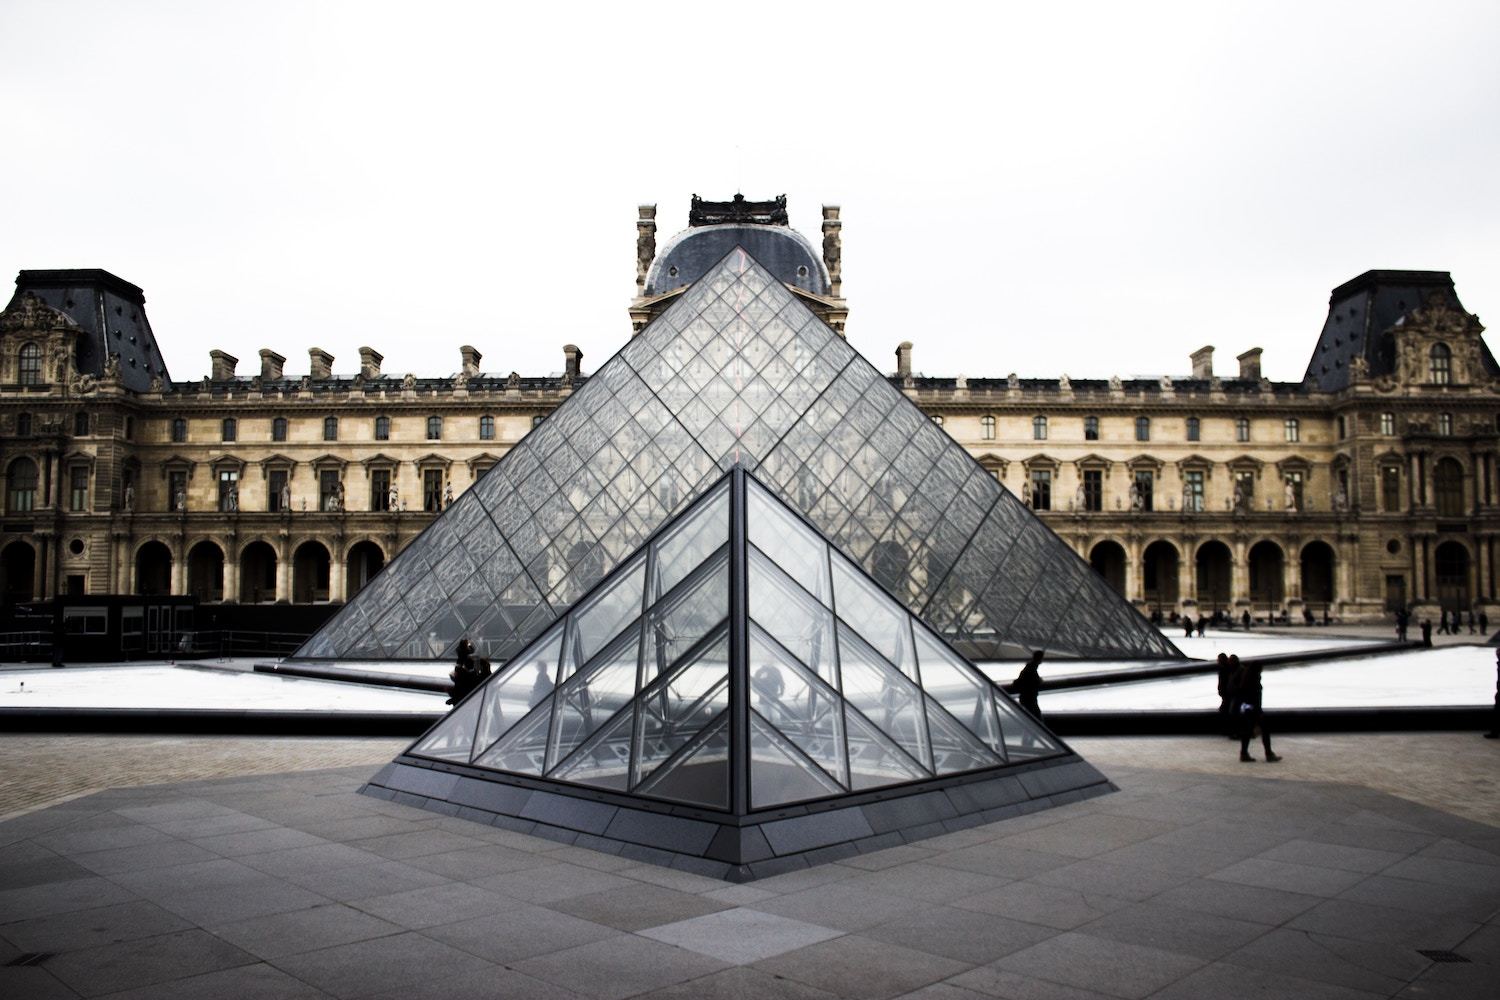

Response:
(1382, 466), (1402, 512)
(268, 469), (287, 512)
(1032, 416), (1047, 440)
(1186, 417), (1200, 442)
(319, 470), (340, 511)
(74, 412), (89, 436)
(423, 470), (444, 512)
(1184, 470), (1205, 512)
(1083, 469), (1103, 512)
(1284, 418), (1300, 442)
(1234, 469), (1255, 509)
(272, 417), (287, 442)
(169, 471), (187, 511)
(1135, 417), (1151, 442)
(1029, 470), (1052, 511)
(217, 469), (239, 512)
(1133, 470), (1154, 512)
(222, 418), (237, 442)
(371, 469), (391, 511)
(1084, 416), (1099, 441)
(1336, 415), (1346, 439)
(69, 466), (89, 511)
(479, 415), (495, 441)
(981, 415), (995, 440)
(1380, 412), (1395, 435)
(1235, 418), (1250, 442)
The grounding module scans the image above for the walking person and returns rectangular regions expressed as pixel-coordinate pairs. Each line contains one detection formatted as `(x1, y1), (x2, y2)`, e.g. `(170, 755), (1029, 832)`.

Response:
(1241, 609), (1251, 631)
(1439, 609), (1450, 635)
(1230, 661), (1281, 762)
(1183, 615), (1194, 639)
(1196, 616), (1207, 638)
(1468, 610), (1477, 635)
(1216, 653), (1235, 736)
(1013, 650), (1045, 721)
(1421, 619), (1433, 647)
(1481, 610), (1489, 636)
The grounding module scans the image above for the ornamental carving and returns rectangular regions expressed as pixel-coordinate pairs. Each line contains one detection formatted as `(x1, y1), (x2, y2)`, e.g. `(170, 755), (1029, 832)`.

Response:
(0, 292), (76, 332)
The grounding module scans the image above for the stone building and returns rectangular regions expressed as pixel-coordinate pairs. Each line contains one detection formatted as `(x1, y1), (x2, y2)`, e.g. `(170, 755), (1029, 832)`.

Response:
(1, 200), (1495, 626)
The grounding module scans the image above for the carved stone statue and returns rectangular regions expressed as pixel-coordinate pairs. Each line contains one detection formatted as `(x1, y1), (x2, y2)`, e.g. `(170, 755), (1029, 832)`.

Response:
(1129, 481), (1143, 512)
(1160, 375), (1173, 392)
(1233, 478), (1247, 512)
(443, 482), (453, 509)
(506, 371), (522, 389)
(226, 485), (239, 512)
(1021, 482), (1032, 508)
(1182, 481), (1194, 512)
(1007, 373), (1020, 391)
(102, 353), (121, 380)
(123, 485), (134, 512)
(1109, 375), (1123, 392)
(148, 375), (165, 393)
(1058, 374), (1071, 393)
(173, 488), (186, 512)
(333, 480), (345, 512)
(402, 373), (417, 390)
(1074, 482), (1086, 512)
(1284, 479), (1298, 511)
(389, 484), (400, 511)
(1333, 482), (1348, 512)
(280, 482), (291, 511)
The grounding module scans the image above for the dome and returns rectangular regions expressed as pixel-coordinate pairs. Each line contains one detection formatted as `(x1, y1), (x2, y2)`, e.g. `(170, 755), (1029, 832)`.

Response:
(645, 224), (830, 297)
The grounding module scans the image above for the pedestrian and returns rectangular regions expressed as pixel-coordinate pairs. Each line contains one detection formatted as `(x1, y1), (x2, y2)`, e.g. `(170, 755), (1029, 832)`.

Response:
(1242, 609), (1251, 630)
(1230, 661), (1282, 763)
(446, 638), (481, 706)
(1196, 616), (1207, 638)
(1395, 609), (1408, 642)
(1216, 653), (1234, 735)
(1183, 615), (1194, 639)
(1468, 610), (1477, 635)
(1439, 609), (1450, 635)
(1421, 619), (1433, 647)
(1013, 650), (1045, 721)
(1486, 650), (1499, 739)
(1481, 610), (1490, 635)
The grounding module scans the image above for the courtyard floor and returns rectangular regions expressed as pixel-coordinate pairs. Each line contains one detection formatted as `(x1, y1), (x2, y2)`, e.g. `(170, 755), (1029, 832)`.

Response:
(1, 732), (1497, 999)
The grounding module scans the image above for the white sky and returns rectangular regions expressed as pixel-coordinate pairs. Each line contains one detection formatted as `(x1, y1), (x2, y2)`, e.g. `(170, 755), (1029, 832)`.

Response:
(3, 1), (1497, 384)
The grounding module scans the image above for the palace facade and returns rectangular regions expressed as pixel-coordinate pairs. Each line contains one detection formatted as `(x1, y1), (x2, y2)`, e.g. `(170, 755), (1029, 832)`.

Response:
(2, 197), (1495, 626)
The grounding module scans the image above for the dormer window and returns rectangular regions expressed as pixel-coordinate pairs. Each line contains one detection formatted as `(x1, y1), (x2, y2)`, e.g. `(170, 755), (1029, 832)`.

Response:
(1430, 343), (1452, 384)
(17, 342), (42, 385)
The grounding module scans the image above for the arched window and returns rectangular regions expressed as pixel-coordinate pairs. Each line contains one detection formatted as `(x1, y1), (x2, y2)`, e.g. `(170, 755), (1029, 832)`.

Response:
(1083, 415), (1099, 441)
(1429, 343), (1452, 384)
(1135, 417), (1151, 442)
(323, 416), (338, 441)
(1032, 415), (1047, 441)
(1438, 413), (1453, 436)
(17, 342), (42, 385)
(426, 415), (442, 440)
(1186, 417), (1200, 442)
(1434, 457), (1465, 516)
(374, 415), (390, 441)
(221, 417), (237, 442)
(7, 458), (38, 513)
(479, 415), (495, 441)
(272, 416), (287, 442)
(1235, 417), (1250, 442)
(171, 417), (187, 443)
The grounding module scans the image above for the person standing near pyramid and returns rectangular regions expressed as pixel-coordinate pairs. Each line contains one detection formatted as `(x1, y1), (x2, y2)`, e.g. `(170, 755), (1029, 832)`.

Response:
(1013, 651), (1045, 721)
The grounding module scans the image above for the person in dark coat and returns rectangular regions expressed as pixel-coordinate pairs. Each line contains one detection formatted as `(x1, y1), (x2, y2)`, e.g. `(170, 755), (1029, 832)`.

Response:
(1421, 619), (1433, 647)
(1230, 661), (1281, 762)
(446, 638), (481, 706)
(1395, 609), (1409, 642)
(1013, 650), (1045, 721)
(1196, 616), (1207, 638)
(1183, 616), (1194, 639)
(1241, 609), (1251, 630)
(1216, 653), (1235, 735)
(1468, 611), (1477, 635)
(1480, 610), (1489, 635)
(1486, 650), (1499, 740)
(1438, 609), (1450, 635)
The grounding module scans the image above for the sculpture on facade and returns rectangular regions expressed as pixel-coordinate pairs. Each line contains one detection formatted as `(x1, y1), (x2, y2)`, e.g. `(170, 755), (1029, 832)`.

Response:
(1233, 477), (1248, 512)
(1021, 481), (1032, 508)
(1074, 481), (1086, 512)
(1284, 478), (1298, 511)
(1129, 480), (1143, 512)
(333, 480), (345, 512)
(280, 482), (292, 512)
(389, 484), (400, 511)
(173, 487), (186, 512)
(123, 485), (134, 512)
(226, 485), (239, 512)
(1182, 481), (1194, 512)
(443, 482), (453, 509)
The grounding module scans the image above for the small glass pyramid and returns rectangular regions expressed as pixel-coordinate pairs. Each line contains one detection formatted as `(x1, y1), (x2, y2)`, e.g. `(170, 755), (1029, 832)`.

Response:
(408, 466), (1064, 813)
(298, 246), (1177, 664)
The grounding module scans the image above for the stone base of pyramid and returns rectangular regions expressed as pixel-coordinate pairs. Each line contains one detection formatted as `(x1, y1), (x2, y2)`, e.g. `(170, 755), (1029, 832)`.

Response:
(360, 753), (1115, 882)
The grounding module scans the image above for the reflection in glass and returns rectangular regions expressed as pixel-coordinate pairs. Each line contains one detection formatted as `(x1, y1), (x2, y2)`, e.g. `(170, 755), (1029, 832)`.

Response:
(633, 633), (730, 787)
(748, 480), (830, 603)
(837, 623), (931, 771)
(748, 628), (846, 788)
(832, 556), (917, 681)
(748, 549), (837, 688)
(547, 626), (640, 771)
(750, 711), (844, 808)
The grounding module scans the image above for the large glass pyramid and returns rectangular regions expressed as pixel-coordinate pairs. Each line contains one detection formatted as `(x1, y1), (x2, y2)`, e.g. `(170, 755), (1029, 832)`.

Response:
(366, 467), (1112, 879)
(298, 247), (1177, 663)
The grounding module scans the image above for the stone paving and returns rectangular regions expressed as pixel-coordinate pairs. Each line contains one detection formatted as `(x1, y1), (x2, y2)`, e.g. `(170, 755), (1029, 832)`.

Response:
(1, 739), (1497, 999)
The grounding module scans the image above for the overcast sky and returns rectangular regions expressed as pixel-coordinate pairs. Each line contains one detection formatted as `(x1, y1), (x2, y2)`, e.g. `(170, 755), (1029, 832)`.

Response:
(4, 1), (1497, 384)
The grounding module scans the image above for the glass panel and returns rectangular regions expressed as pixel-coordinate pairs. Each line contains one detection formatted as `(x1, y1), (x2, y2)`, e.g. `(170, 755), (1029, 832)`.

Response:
(995, 689), (1062, 761)
(748, 626), (847, 787)
(913, 624), (1001, 752)
(547, 625), (641, 772)
(411, 695), (480, 763)
(750, 711), (844, 809)
(924, 696), (1002, 775)
(472, 702), (552, 775)
(836, 623), (931, 771)
(747, 478), (831, 604)
(634, 712), (730, 810)
(640, 552), (729, 688)
(548, 704), (634, 791)
(748, 549), (838, 688)
(569, 554), (646, 667)
(843, 704), (928, 790)
(631, 633), (730, 787)
(831, 554), (918, 681)
(472, 625), (562, 760)
(651, 482), (729, 600)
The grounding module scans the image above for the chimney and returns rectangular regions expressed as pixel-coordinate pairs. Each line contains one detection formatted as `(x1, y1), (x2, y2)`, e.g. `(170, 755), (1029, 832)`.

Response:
(822, 205), (843, 298)
(308, 348), (334, 380)
(357, 346), (383, 379)
(636, 205), (657, 293)
(563, 344), (583, 381)
(258, 349), (285, 380)
(895, 341), (913, 383)
(1190, 345), (1214, 379)
(1237, 348), (1263, 381)
(209, 350), (238, 381)
(460, 345), (482, 377)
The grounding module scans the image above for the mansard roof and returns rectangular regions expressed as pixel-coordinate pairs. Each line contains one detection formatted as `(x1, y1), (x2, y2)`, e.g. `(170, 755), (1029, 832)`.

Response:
(9, 268), (168, 391)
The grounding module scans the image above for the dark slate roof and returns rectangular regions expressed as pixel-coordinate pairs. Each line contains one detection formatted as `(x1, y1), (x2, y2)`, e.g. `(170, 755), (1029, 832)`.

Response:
(644, 226), (829, 297)
(8, 269), (168, 391)
(1302, 270), (1497, 391)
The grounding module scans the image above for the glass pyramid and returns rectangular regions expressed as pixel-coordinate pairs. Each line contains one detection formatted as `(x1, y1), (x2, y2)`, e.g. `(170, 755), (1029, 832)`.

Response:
(296, 247), (1177, 664)
(407, 466), (1066, 812)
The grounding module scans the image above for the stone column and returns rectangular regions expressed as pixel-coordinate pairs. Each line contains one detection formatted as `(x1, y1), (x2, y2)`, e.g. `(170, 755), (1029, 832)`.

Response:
(223, 538), (239, 603)
(170, 543), (185, 595)
(1126, 538), (1143, 603)
(1231, 540), (1249, 606)
(330, 545), (346, 603)
(1176, 545), (1193, 614)
(276, 535), (291, 602)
